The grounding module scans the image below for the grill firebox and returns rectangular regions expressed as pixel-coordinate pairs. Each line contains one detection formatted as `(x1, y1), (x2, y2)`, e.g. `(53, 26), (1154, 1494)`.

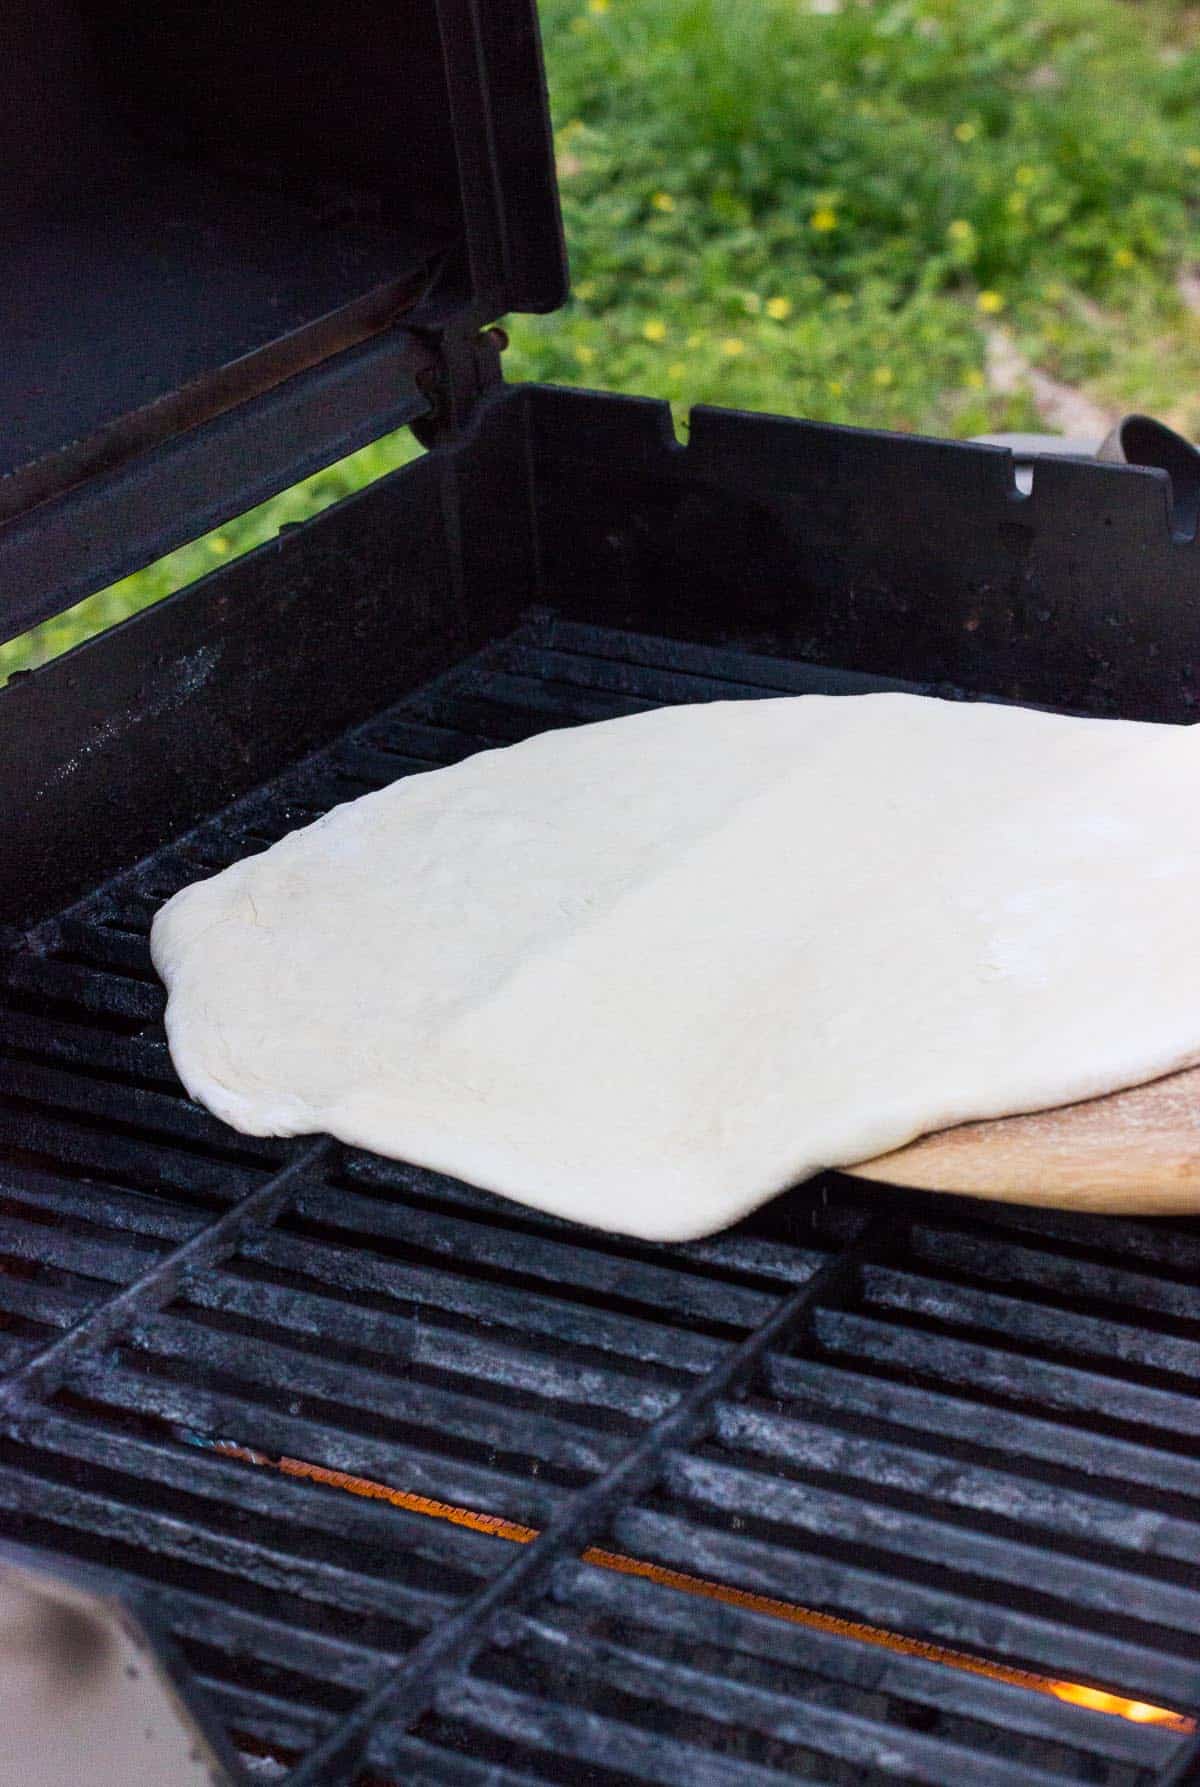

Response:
(3, 618), (1200, 1785)
(8, 4), (1200, 1776)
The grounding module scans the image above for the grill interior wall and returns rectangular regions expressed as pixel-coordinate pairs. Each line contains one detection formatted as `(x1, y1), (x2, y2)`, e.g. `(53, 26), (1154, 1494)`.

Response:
(8, 383), (1200, 929)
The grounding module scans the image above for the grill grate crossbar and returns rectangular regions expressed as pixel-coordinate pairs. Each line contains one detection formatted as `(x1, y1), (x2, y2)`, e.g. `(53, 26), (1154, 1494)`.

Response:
(1159, 1735), (1200, 1786)
(0, 1138), (334, 1415)
(287, 1216), (892, 1785)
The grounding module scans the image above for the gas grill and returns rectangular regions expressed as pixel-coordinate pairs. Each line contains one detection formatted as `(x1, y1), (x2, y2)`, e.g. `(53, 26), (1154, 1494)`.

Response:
(6, 3), (1200, 1784)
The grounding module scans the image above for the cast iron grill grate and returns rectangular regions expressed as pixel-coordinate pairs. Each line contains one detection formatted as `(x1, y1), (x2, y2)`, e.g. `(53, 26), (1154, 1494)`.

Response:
(2, 617), (1200, 1785)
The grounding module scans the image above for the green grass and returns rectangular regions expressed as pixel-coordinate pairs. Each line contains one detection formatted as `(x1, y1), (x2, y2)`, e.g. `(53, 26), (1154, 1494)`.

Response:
(524, 0), (1200, 429)
(1, 431), (424, 684)
(7, 0), (1200, 680)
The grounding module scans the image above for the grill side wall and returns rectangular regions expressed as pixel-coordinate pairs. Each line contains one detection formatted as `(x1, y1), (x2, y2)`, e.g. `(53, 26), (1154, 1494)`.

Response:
(5, 382), (1197, 926)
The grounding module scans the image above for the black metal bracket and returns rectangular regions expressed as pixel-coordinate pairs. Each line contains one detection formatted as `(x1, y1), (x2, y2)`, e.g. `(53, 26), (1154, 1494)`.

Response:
(411, 324), (510, 448)
(0, 325), (436, 647)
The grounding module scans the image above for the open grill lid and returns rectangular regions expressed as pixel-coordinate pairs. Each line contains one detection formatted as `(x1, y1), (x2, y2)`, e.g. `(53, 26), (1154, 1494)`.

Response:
(0, 0), (566, 637)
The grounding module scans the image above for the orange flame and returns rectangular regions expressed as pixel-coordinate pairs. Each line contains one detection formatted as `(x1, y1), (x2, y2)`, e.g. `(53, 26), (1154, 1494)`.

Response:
(1048, 1681), (1191, 1728)
(214, 1442), (1195, 1736)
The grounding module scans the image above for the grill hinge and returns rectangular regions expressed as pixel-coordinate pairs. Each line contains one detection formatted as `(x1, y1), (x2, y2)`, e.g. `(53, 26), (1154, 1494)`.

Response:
(411, 323), (510, 448)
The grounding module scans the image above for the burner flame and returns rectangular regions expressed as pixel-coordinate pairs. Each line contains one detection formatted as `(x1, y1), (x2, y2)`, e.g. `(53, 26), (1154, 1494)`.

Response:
(213, 1441), (1196, 1737)
(1048, 1681), (1192, 1730)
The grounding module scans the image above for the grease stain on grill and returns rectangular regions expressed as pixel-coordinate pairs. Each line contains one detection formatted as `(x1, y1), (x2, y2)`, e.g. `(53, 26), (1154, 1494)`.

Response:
(35, 644), (222, 801)
(2, 620), (1200, 1785)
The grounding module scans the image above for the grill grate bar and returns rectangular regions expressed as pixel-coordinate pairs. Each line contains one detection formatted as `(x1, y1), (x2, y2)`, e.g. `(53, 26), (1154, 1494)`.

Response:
(764, 1352), (1200, 1504)
(235, 1226), (728, 1379)
(1159, 1733), (1200, 1784)
(0, 1137), (333, 1414)
(63, 1362), (580, 1532)
(284, 1213), (892, 1786)
(445, 1623), (1069, 1787)
(156, 1584), (408, 1698)
(906, 1225), (1200, 1329)
(549, 1558), (1182, 1769)
(7, 1405), (509, 1582)
(958, 1199), (1200, 1276)
(364, 1731), (543, 1786)
(109, 1310), (635, 1482)
(281, 1178), (783, 1333)
(1, 1007), (175, 1083)
(0, 1210), (172, 1290)
(3, 952), (163, 1021)
(197, 1676), (333, 1761)
(0, 1169), (213, 1247)
(420, 1675), (819, 1787)
(0, 1055), (282, 1156)
(710, 1399), (1200, 1571)
(861, 1267), (1200, 1387)
(813, 1307), (1200, 1443)
(0, 1102), (267, 1201)
(337, 1151), (827, 1291)
(0, 1458), (458, 1623)
(538, 619), (949, 698)
(608, 1502), (1200, 1717)
(655, 1447), (1200, 1649)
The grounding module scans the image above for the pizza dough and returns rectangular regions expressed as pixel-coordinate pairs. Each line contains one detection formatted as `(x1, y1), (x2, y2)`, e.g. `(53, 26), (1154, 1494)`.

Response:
(151, 693), (1200, 1241)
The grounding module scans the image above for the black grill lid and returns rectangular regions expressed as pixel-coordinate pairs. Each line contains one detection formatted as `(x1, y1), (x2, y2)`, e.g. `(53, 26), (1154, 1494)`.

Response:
(0, 0), (566, 636)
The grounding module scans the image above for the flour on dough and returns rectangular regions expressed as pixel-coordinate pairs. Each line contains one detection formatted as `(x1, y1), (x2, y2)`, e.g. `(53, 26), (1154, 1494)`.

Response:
(151, 694), (1200, 1241)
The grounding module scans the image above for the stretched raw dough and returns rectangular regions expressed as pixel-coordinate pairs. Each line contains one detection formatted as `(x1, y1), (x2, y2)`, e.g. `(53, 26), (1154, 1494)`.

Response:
(151, 694), (1200, 1240)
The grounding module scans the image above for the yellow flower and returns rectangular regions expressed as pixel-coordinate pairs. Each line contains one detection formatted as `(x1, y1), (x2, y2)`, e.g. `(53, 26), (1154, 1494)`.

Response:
(809, 206), (838, 233)
(827, 379), (844, 397)
(574, 279), (597, 300)
(946, 218), (973, 242)
(574, 343), (596, 365)
(1014, 164), (1037, 186)
(964, 367), (986, 389)
(976, 289), (1005, 314)
(651, 191), (675, 212)
(587, 0), (609, 12)
(766, 296), (792, 321)
(872, 365), (895, 387)
(642, 318), (667, 342)
(1187, 147), (1200, 169)
(666, 361), (686, 380)
(210, 536), (230, 556)
(954, 120), (978, 144)
(720, 337), (746, 356)
(1112, 246), (1136, 269)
